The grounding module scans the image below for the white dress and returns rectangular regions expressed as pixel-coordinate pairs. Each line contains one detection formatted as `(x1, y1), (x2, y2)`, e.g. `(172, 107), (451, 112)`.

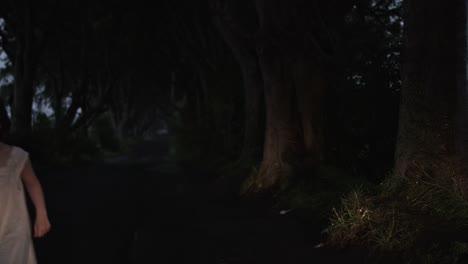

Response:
(0, 146), (36, 264)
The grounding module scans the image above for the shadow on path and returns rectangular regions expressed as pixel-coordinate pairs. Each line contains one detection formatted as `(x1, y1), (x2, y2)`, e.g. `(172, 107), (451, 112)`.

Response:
(33, 139), (354, 264)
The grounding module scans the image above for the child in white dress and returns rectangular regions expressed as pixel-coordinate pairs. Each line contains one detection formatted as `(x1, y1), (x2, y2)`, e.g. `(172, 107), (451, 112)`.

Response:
(0, 104), (51, 264)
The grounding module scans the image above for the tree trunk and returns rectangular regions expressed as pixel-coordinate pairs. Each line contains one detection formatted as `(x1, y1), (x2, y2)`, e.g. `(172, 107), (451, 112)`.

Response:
(395, 0), (463, 177)
(242, 0), (327, 194)
(213, 9), (265, 166)
(245, 38), (303, 193)
(455, 0), (468, 165)
(293, 59), (326, 166)
(196, 68), (209, 130)
(215, 0), (340, 194)
(239, 60), (264, 165)
(11, 2), (35, 142)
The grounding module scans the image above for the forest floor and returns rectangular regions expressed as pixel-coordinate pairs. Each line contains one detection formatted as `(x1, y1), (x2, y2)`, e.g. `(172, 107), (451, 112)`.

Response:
(32, 138), (362, 264)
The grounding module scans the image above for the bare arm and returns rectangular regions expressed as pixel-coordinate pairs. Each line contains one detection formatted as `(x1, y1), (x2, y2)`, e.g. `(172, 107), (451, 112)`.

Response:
(21, 158), (51, 237)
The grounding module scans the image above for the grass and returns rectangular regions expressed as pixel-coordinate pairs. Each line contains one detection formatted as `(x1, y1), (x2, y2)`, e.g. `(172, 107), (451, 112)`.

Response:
(329, 187), (419, 254)
(273, 165), (370, 221)
(327, 158), (468, 263)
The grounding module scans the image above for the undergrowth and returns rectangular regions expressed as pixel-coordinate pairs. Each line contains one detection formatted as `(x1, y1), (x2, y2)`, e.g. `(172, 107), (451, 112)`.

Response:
(275, 165), (369, 218)
(327, 159), (468, 263)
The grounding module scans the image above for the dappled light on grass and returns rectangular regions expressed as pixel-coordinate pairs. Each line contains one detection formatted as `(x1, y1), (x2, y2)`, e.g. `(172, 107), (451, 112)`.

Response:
(329, 187), (418, 254)
(327, 159), (468, 262)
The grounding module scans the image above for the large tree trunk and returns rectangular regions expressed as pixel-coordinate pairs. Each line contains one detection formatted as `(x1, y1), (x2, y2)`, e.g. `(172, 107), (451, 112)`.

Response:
(213, 7), (265, 166)
(215, 0), (344, 194)
(243, 0), (304, 193)
(251, 48), (303, 192)
(294, 59), (326, 166)
(239, 60), (264, 164)
(395, 0), (464, 177)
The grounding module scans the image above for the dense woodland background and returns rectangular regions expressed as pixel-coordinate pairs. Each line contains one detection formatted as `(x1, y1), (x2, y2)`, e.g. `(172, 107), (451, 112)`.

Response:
(0, 0), (468, 263)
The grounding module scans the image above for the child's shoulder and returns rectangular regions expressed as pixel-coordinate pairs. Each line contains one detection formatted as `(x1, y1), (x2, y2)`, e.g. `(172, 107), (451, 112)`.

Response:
(10, 145), (28, 155)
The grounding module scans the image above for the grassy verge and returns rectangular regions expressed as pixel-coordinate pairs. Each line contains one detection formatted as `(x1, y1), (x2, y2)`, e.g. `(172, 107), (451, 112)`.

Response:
(327, 160), (468, 263)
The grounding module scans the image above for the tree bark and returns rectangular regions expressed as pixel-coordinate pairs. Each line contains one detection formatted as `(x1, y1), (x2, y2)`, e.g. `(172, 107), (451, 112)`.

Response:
(242, 0), (303, 193)
(214, 0), (346, 194)
(293, 59), (326, 166)
(395, 0), (463, 177)
(455, 0), (468, 165)
(239, 60), (265, 164)
(213, 6), (265, 166)
(11, 1), (35, 142)
(250, 43), (303, 192)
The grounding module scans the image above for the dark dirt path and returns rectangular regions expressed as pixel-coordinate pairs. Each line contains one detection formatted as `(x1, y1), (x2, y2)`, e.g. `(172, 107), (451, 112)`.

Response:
(32, 139), (355, 264)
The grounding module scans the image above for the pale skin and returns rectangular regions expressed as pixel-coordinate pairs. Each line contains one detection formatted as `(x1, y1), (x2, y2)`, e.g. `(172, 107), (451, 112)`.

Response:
(21, 157), (51, 238)
(0, 142), (51, 238)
